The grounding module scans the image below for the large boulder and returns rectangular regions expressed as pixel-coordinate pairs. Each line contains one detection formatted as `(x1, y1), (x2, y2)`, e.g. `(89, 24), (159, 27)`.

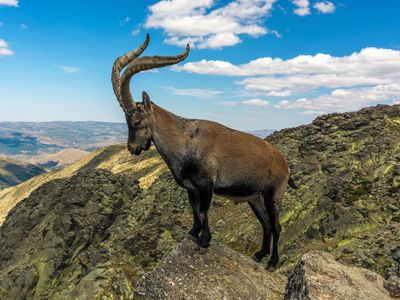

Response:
(285, 251), (393, 299)
(135, 238), (287, 299)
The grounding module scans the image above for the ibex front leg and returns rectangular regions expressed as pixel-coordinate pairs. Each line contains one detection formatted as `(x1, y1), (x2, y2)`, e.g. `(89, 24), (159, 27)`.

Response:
(186, 190), (202, 240)
(197, 186), (213, 248)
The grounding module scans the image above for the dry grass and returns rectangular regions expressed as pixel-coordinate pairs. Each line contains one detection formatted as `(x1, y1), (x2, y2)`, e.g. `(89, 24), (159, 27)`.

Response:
(27, 148), (89, 167)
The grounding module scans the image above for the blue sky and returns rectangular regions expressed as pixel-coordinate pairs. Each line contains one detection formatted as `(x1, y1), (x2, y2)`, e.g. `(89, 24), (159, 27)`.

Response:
(0, 0), (399, 130)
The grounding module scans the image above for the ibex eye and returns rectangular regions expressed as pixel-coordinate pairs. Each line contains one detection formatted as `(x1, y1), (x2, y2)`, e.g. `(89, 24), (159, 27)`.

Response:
(134, 120), (141, 126)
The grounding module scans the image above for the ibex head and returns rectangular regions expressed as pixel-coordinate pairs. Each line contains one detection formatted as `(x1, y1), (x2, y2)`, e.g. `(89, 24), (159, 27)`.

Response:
(111, 34), (189, 155)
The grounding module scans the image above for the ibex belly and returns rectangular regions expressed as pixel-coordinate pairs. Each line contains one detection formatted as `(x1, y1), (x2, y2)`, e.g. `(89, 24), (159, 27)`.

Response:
(214, 192), (261, 203)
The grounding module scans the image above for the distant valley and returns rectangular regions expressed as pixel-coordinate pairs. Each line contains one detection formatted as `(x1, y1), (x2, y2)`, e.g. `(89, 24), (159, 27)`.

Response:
(0, 121), (127, 156)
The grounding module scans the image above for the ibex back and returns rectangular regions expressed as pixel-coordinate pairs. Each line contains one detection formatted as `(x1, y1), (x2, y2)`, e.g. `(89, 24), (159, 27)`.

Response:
(111, 34), (297, 271)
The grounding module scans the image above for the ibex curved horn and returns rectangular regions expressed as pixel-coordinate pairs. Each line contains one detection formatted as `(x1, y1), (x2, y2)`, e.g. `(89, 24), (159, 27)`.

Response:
(111, 33), (150, 114)
(113, 34), (190, 115)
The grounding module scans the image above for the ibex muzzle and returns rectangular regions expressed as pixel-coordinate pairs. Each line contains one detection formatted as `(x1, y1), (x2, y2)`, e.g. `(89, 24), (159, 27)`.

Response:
(111, 34), (298, 271)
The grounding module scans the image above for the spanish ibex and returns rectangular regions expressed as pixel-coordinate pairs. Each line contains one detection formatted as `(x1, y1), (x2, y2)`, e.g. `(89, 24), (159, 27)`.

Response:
(111, 34), (297, 270)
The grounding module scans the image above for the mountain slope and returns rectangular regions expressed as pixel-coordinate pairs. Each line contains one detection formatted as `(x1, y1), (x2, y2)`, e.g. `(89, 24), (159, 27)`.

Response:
(0, 104), (399, 298)
(267, 104), (400, 274)
(0, 157), (45, 189)
(26, 148), (89, 168)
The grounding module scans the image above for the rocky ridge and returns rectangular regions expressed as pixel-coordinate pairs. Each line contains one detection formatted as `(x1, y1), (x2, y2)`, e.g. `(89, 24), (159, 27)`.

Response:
(0, 104), (399, 298)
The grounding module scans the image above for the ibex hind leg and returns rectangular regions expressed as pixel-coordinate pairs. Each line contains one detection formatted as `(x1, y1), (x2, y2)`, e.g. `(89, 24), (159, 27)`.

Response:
(248, 196), (271, 263)
(196, 186), (213, 248)
(264, 183), (285, 271)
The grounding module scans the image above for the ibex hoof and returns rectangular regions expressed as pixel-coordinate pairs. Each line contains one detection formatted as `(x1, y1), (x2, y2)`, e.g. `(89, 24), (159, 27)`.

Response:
(185, 233), (198, 242)
(265, 261), (277, 272)
(252, 251), (269, 263)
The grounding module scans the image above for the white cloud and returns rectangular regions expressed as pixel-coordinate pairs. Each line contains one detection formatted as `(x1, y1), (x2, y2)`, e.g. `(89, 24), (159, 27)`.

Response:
(174, 47), (400, 113)
(174, 47), (400, 93)
(314, 1), (335, 14)
(198, 32), (241, 49)
(130, 29), (141, 36)
(292, 0), (310, 16)
(0, 39), (7, 48)
(0, 39), (14, 56)
(119, 17), (130, 26)
(164, 86), (222, 98)
(217, 99), (269, 107)
(242, 98), (269, 107)
(275, 84), (400, 112)
(0, 0), (18, 7)
(56, 65), (79, 74)
(0, 21), (3, 27)
(20, 23), (27, 29)
(144, 0), (277, 49)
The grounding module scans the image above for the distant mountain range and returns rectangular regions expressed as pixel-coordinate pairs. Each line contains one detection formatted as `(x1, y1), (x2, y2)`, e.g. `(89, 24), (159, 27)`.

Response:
(246, 129), (276, 138)
(0, 121), (273, 157)
(0, 121), (127, 156)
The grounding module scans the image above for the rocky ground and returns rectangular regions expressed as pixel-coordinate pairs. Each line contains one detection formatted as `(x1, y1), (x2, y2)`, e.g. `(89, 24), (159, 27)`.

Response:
(136, 238), (287, 299)
(0, 104), (399, 299)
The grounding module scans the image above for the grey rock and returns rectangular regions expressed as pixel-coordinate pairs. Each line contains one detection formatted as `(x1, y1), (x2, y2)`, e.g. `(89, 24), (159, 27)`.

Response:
(285, 251), (392, 300)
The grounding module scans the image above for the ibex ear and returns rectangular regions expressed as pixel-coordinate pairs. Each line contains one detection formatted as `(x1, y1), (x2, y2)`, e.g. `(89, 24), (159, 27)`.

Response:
(142, 91), (153, 112)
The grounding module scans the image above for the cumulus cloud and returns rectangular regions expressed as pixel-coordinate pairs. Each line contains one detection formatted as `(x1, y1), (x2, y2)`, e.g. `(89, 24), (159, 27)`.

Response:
(242, 98), (269, 107)
(56, 65), (79, 74)
(144, 0), (277, 49)
(173, 47), (400, 113)
(0, 39), (14, 56)
(164, 86), (222, 98)
(314, 1), (335, 14)
(292, 0), (310, 16)
(174, 47), (400, 91)
(275, 84), (400, 113)
(0, 0), (18, 7)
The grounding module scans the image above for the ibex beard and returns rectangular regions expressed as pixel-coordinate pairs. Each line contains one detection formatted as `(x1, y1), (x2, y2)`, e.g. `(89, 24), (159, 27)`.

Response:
(111, 34), (298, 271)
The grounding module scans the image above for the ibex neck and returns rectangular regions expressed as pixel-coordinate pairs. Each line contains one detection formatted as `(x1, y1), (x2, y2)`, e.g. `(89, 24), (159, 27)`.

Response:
(150, 105), (188, 161)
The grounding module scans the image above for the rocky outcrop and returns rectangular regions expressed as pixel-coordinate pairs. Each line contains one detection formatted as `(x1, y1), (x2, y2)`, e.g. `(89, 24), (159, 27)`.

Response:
(0, 169), (140, 299)
(285, 251), (393, 300)
(135, 238), (287, 299)
(384, 263), (400, 298)
(267, 104), (400, 274)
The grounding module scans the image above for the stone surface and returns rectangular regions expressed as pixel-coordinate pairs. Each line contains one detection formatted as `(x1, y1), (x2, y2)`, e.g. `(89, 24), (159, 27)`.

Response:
(135, 238), (287, 299)
(384, 264), (400, 298)
(285, 251), (393, 300)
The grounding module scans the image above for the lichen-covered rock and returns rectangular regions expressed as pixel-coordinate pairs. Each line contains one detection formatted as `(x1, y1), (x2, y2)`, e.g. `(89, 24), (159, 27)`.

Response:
(0, 168), (190, 299)
(284, 251), (392, 300)
(267, 104), (400, 275)
(135, 238), (287, 299)
(384, 263), (400, 298)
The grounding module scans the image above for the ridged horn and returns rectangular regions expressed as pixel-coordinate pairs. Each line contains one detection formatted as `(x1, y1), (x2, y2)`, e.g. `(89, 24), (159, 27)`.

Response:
(120, 44), (190, 114)
(111, 33), (150, 114)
